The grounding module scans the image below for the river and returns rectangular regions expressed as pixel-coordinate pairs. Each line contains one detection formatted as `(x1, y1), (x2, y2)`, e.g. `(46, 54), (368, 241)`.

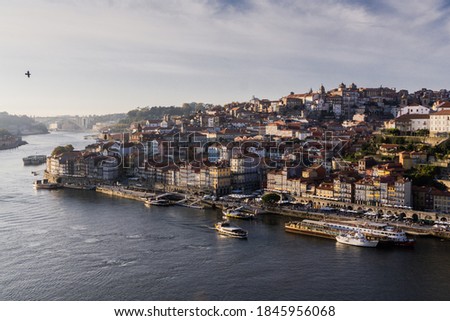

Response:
(0, 132), (449, 300)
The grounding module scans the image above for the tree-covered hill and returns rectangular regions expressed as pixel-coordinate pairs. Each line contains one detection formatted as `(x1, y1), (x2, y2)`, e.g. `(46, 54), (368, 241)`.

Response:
(0, 112), (48, 135)
(119, 103), (210, 124)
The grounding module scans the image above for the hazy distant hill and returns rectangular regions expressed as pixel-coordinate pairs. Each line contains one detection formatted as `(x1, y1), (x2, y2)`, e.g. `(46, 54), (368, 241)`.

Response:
(35, 113), (127, 131)
(0, 112), (48, 135)
(119, 103), (209, 124)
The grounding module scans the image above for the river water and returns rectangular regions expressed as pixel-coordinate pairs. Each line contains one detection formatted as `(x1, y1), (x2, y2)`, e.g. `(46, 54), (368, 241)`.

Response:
(0, 132), (449, 301)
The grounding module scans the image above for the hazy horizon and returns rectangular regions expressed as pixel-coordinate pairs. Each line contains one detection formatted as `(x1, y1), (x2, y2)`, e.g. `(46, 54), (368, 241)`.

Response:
(1, 0), (450, 117)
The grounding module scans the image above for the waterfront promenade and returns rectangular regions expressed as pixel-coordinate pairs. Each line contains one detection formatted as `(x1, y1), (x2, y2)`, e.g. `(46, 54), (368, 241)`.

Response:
(90, 185), (450, 240)
(291, 195), (440, 222)
(96, 185), (153, 201)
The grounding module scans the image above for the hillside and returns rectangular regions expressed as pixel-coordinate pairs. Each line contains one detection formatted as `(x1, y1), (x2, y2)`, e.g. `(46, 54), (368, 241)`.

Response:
(119, 103), (208, 124)
(0, 112), (48, 135)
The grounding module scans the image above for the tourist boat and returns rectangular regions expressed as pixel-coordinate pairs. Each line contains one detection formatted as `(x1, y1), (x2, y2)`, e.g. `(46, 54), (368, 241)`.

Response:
(336, 232), (379, 248)
(285, 219), (415, 246)
(177, 203), (204, 209)
(144, 199), (172, 206)
(403, 228), (432, 236)
(33, 179), (61, 190)
(215, 221), (248, 239)
(23, 155), (47, 165)
(222, 207), (254, 220)
(175, 198), (204, 209)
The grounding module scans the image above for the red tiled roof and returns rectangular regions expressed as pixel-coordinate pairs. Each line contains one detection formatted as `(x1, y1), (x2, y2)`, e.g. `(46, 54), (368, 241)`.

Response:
(437, 101), (450, 108)
(431, 110), (450, 116)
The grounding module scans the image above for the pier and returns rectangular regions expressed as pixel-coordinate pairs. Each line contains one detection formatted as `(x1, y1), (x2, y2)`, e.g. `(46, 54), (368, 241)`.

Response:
(96, 186), (153, 202)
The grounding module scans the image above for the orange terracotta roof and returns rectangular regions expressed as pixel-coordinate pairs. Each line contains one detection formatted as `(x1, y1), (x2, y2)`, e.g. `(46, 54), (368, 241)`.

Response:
(431, 110), (450, 116)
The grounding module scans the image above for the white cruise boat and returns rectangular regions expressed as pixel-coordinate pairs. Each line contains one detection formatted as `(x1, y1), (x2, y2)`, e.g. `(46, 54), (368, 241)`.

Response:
(336, 232), (379, 248)
(285, 219), (415, 246)
(215, 221), (248, 239)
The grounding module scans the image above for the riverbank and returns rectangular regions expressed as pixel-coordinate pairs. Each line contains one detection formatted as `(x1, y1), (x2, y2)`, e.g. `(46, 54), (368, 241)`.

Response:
(88, 185), (450, 240)
(0, 138), (27, 150)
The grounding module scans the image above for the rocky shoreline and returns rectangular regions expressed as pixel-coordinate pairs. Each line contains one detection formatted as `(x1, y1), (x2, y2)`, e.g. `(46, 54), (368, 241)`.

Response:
(0, 138), (27, 150)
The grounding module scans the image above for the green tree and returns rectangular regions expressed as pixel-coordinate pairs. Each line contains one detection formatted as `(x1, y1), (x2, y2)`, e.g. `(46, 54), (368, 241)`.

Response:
(427, 139), (450, 159)
(383, 128), (400, 136)
(51, 144), (75, 156)
(120, 103), (205, 124)
(404, 165), (446, 190)
(415, 129), (430, 136)
(261, 193), (281, 204)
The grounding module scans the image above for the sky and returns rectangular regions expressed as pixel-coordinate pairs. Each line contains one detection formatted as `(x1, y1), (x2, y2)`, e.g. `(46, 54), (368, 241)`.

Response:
(1, 0), (450, 116)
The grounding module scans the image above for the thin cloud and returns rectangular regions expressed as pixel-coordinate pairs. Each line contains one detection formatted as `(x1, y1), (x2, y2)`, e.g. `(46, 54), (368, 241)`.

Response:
(1, 0), (449, 116)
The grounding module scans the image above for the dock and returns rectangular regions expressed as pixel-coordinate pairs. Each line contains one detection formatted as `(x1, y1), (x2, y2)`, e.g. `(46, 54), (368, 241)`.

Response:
(96, 186), (153, 201)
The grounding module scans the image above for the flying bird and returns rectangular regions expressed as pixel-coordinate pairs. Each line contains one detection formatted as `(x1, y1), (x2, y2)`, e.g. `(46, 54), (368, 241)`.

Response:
(25, 71), (31, 78)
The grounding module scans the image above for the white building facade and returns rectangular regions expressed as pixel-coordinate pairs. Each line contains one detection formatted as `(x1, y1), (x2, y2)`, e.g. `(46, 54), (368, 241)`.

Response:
(430, 110), (450, 136)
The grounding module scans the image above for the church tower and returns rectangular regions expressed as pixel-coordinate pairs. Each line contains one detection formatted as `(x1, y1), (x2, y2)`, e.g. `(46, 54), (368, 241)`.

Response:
(400, 93), (408, 107)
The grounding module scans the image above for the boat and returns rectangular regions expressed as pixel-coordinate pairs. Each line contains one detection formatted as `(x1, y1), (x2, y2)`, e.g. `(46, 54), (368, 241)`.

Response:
(336, 232), (379, 248)
(23, 155), (47, 165)
(175, 198), (204, 209)
(285, 219), (415, 246)
(222, 207), (255, 220)
(177, 202), (204, 209)
(33, 179), (61, 190)
(403, 229), (432, 236)
(285, 220), (335, 240)
(215, 221), (248, 239)
(62, 183), (96, 190)
(144, 199), (172, 206)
